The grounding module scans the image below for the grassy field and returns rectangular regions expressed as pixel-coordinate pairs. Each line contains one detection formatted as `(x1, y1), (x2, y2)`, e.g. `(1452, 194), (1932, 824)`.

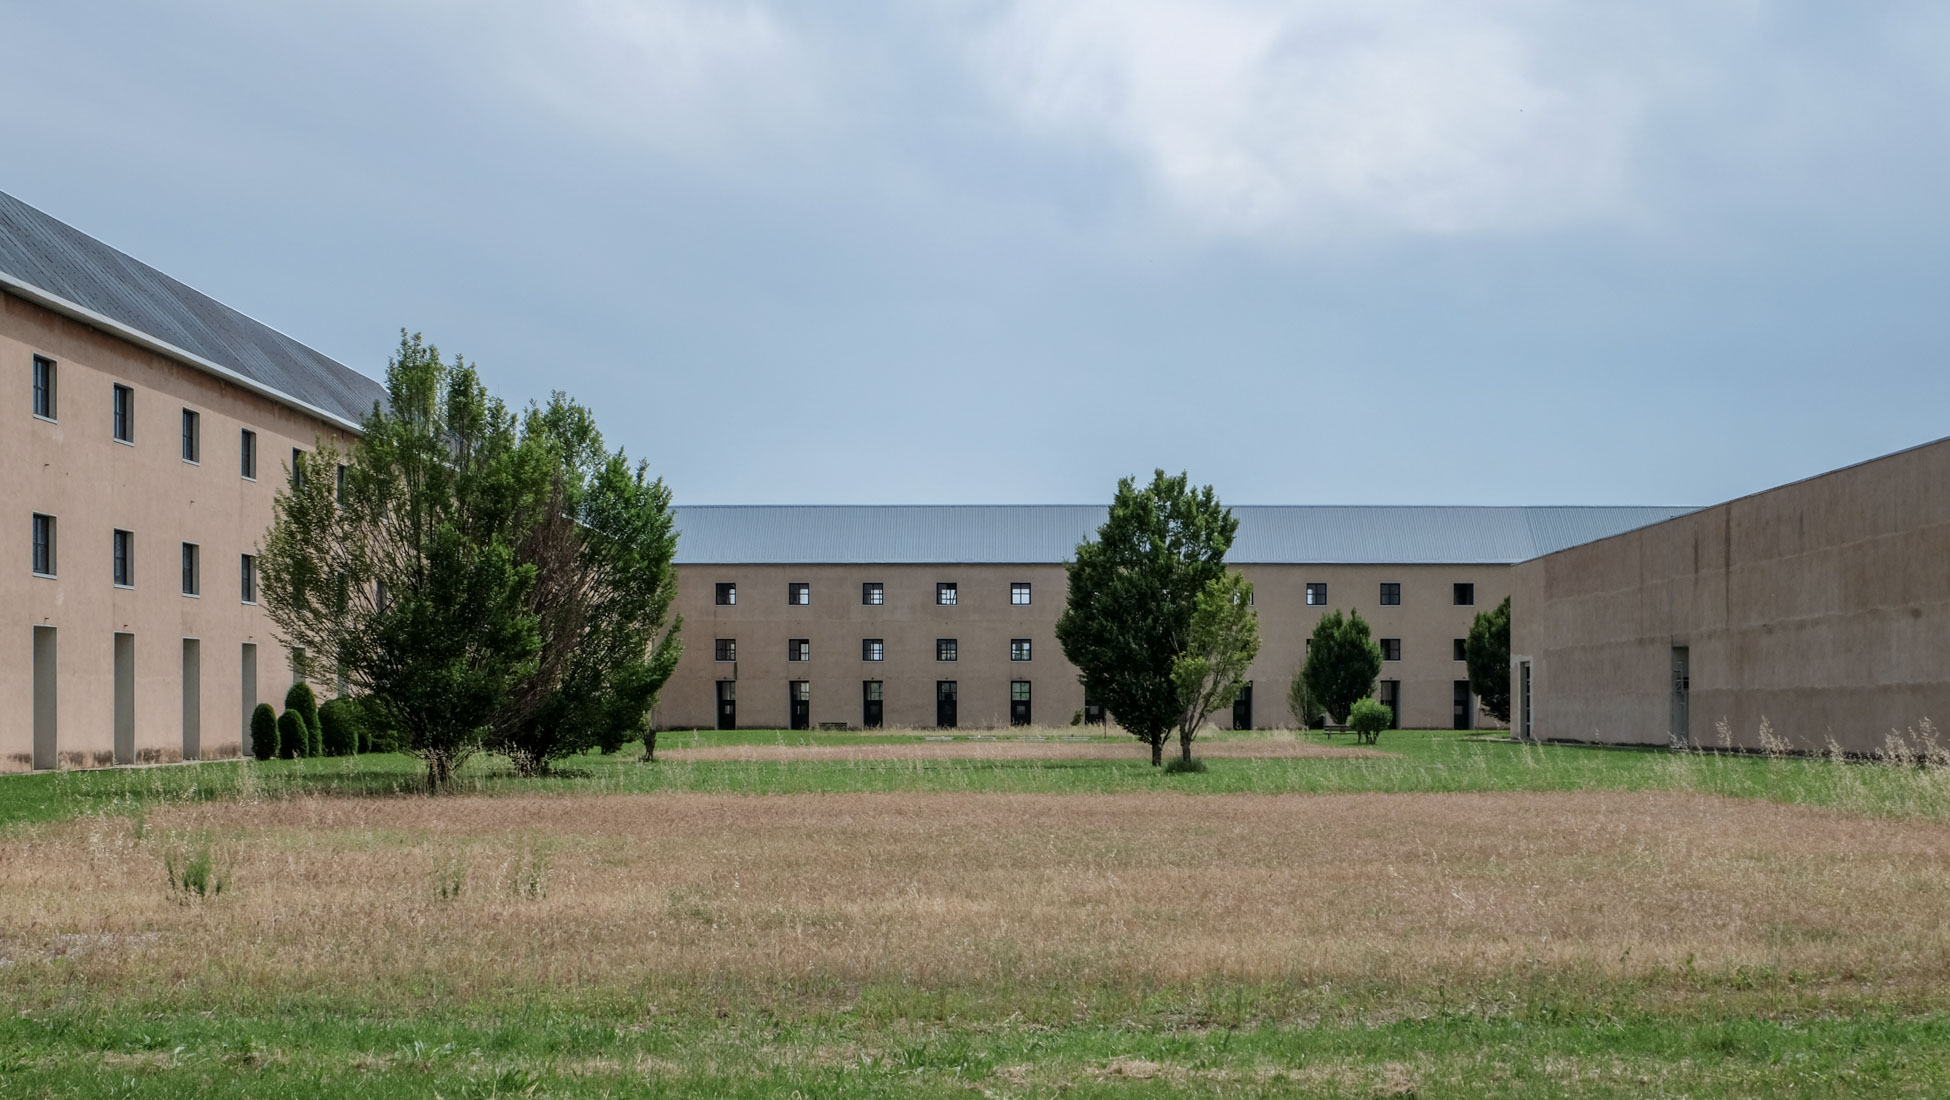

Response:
(3, 728), (1949, 1096)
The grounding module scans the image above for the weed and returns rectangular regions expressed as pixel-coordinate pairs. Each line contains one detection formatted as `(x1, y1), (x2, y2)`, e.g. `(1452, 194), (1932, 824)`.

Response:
(161, 836), (225, 901)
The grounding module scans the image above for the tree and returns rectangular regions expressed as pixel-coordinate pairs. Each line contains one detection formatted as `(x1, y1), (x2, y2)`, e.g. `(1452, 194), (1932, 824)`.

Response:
(260, 333), (544, 791)
(319, 697), (360, 756)
(285, 682), (321, 756)
(249, 703), (279, 761)
(488, 396), (684, 776)
(1055, 470), (1238, 766)
(1169, 572), (1261, 764)
(276, 710), (307, 760)
(1466, 595), (1512, 723)
(1347, 698), (1392, 745)
(1301, 610), (1383, 725)
(1286, 671), (1324, 730)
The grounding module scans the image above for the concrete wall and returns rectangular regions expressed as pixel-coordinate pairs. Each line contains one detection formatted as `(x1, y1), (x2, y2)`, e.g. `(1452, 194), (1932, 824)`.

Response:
(1510, 436), (1950, 752)
(2, 291), (349, 770)
(659, 561), (1509, 731)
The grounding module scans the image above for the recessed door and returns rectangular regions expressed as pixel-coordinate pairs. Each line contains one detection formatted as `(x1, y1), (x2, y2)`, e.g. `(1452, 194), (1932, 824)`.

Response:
(32, 626), (57, 770)
(936, 681), (958, 729)
(181, 639), (201, 761)
(1378, 680), (1401, 730)
(789, 681), (810, 731)
(240, 642), (258, 758)
(1453, 680), (1472, 731)
(862, 681), (883, 729)
(113, 632), (135, 765)
(1231, 682), (1253, 730)
(1010, 681), (1031, 727)
(716, 680), (736, 730)
(1670, 647), (1690, 747)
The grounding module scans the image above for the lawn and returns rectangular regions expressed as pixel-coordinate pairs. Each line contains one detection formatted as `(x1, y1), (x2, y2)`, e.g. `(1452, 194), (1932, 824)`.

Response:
(2, 729), (1948, 1097)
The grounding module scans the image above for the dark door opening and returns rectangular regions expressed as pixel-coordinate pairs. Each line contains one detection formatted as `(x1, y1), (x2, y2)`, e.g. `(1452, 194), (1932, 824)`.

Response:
(862, 681), (883, 729)
(1670, 647), (1690, 747)
(1520, 661), (1533, 741)
(936, 681), (958, 729)
(1009, 681), (1031, 726)
(1378, 680), (1401, 729)
(1231, 682), (1253, 730)
(113, 632), (135, 765)
(32, 626), (57, 770)
(1453, 680), (1472, 731)
(182, 638), (201, 761)
(789, 681), (810, 731)
(715, 680), (736, 730)
(1083, 693), (1104, 727)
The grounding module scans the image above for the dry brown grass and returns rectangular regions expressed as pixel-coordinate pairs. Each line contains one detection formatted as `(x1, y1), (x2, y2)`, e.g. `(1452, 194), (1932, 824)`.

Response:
(4, 790), (1948, 1014)
(658, 737), (1384, 762)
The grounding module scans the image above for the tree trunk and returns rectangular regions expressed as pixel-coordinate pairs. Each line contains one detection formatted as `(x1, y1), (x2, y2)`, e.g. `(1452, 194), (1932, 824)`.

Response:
(642, 729), (658, 762)
(1180, 733), (1194, 763)
(1150, 738), (1163, 766)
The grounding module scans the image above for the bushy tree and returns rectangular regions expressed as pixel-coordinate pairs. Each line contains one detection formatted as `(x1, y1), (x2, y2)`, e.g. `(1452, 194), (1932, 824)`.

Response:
(276, 710), (306, 760)
(1302, 610), (1383, 725)
(319, 697), (360, 756)
(1466, 596), (1512, 723)
(1056, 470), (1238, 767)
(285, 682), (321, 756)
(1169, 572), (1261, 764)
(1286, 672), (1324, 730)
(1348, 698), (1392, 745)
(249, 703), (279, 761)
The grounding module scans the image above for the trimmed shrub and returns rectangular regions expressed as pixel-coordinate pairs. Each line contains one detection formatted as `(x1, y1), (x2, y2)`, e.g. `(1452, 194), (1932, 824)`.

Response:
(285, 682), (322, 756)
(1348, 698), (1392, 746)
(249, 703), (279, 761)
(319, 697), (363, 756)
(277, 710), (307, 759)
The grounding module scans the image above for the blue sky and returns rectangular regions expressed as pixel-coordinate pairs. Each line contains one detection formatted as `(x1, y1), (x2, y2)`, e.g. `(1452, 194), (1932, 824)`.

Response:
(6, 1), (1947, 507)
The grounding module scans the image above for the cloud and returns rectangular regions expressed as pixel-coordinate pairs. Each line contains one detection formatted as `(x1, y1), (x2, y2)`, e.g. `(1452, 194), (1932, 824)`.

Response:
(968, 0), (1648, 242)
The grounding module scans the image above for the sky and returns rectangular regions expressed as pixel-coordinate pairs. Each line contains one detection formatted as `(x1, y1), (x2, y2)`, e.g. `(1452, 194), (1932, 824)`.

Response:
(5, 0), (1948, 507)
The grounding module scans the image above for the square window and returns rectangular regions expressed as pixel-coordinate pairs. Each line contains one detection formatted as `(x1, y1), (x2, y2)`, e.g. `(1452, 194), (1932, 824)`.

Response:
(1454, 582), (1475, 606)
(1010, 638), (1032, 662)
(937, 582), (958, 606)
(113, 529), (133, 587)
(181, 542), (200, 596)
(789, 582), (810, 605)
(241, 554), (257, 604)
(31, 513), (55, 576)
(863, 639), (884, 662)
(788, 638), (810, 662)
(113, 385), (134, 442)
(31, 356), (56, 420)
(181, 409), (200, 463)
(1379, 582), (1401, 606)
(1011, 680), (1031, 702)
(715, 582), (737, 605)
(715, 638), (737, 662)
(1011, 582), (1031, 605)
(240, 429), (256, 478)
(1454, 638), (1468, 662)
(862, 582), (883, 605)
(1306, 583), (1327, 606)
(936, 638), (958, 662)
(1381, 638), (1401, 662)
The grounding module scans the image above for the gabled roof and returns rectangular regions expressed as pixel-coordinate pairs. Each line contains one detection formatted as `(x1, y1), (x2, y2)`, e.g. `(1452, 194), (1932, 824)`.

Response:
(670, 504), (1696, 565)
(0, 190), (386, 430)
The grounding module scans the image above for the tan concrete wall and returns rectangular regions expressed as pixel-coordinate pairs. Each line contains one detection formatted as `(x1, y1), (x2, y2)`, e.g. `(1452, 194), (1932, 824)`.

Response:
(2, 291), (350, 770)
(1510, 436), (1950, 752)
(658, 561), (1509, 731)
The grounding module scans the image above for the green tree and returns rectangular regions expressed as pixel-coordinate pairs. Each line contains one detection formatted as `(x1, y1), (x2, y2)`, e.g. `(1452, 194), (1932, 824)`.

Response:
(285, 682), (321, 756)
(1286, 671), (1324, 730)
(276, 710), (306, 760)
(489, 396), (684, 776)
(1169, 572), (1261, 764)
(260, 333), (544, 791)
(249, 703), (278, 761)
(1302, 610), (1384, 725)
(1055, 470), (1238, 767)
(318, 697), (360, 756)
(1466, 595), (1512, 723)
(1347, 697), (1392, 745)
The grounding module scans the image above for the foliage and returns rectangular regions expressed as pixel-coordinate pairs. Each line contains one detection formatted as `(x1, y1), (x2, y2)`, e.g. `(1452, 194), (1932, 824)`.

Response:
(318, 697), (361, 757)
(248, 703), (278, 762)
(285, 682), (322, 756)
(1055, 470), (1238, 766)
(1168, 572), (1260, 763)
(1286, 671), (1325, 730)
(162, 837), (225, 900)
(1467, 595), (1513, 723)
(1301, 610), (1384, 724)
(1348, 698), (1393, 745)
(1161, 756), (1208, 774)
(276, 711), (307, 760)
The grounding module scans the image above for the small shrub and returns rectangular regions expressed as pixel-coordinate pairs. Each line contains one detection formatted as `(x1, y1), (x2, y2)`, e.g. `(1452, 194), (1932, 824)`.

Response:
(249, 703), (279, 761)
(1163, 756), (1208, 774)
(164, 838), (226, 900)
(285, 682), (322, 756)
(319, 698), (360, 757)
(277, 710), (307, 759)
(1348, 698), (1392, 745)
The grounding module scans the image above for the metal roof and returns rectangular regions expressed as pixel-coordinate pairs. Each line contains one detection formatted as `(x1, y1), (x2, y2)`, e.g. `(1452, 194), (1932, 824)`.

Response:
(671, 504), (1696, 565)
(0, 190), (386, 429)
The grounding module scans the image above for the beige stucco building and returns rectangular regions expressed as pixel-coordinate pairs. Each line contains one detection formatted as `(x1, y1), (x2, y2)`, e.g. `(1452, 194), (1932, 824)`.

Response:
(2, 192), (386, 771)
(1509, 435), (1950, 753)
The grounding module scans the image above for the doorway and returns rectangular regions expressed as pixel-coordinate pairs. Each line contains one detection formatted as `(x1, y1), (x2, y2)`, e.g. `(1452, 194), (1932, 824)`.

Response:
(241, 642), (258, 758)
(32, 626), (57, 770)
(1670, 647), (1691, 747)
(716, 680), (736, 730)
(113, 632), (135, 764)
(1378, 680), (1401, 730)
(182, 639), (201, 761)
(1009, 680), (1031, 726)
(936, 681), (958, 729)
(862, 681), (883, 729)
(1519, 660), (1532, 741)
(1452, 680), (1472, 731)
(788, 681), (810, 731)
(1231, 682), (1253, 730)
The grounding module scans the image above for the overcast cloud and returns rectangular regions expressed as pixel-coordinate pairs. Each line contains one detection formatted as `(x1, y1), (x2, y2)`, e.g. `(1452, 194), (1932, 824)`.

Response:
(5, 0), (1948, 506)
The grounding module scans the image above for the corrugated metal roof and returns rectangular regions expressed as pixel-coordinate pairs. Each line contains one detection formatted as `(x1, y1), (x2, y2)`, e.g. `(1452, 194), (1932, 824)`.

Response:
(671, 504), (1695, 565)
(0, 190), (386, 428)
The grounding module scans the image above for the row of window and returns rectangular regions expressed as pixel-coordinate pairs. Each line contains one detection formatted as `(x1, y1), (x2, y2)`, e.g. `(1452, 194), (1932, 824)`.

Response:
(1310, 581), (1475, 607)
(30, 515), (257, 602)
(721, 680), (1032, 699)
(717, 580), (1035, 607)
(715, 637), (1035, 663)
(717, 678), (1035, 727)
(28, 354), (323, 484)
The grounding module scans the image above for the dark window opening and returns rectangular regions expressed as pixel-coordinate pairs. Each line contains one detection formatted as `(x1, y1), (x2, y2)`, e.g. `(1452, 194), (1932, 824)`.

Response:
(181, 542), (200, 596)
(113, 529), (133, 587)
(241, 554), (256, 604)
(31, 356), (55, 419)
(715, 638), (737, 662)
(1011, 582), (1031, 605)
(862, 639), (884, 662)
(862, 582), (883, 605)
(1380, 638), (1401, 662)
(31, 513), (55, 576)
(1454, 582), (1475, 606)
(181, 409), (200, 463)
(936, 638), (958, 662)
(112, 385), (133, 442)
(715, 582), (737, 605)
(788, 638), (810, 662)
(1010, 638), (1032, 662)
(937, 582), (958, 606)
(1306, 582), (1327, 606)
(789, 582), (810, 605)
(240, 429), (256, 478)
(1379, 582), (1401, 606)
(1454, 638), (1468, 662)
